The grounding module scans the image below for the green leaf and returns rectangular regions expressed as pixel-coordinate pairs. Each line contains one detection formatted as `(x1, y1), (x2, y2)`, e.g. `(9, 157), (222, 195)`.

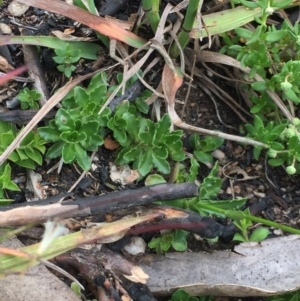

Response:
(123, 147), (140, 162)
(62, 143), (76, 163)
(75, 144), (91, 170)
(79, 121), (100, 137)
(171, 289), (191, 301)
(153, 114), (171, 146)
(108, 120), (128, 147)
(0, 121), (15, 134)
(288, 136), (299, 150)
(235, 27), (253, 39)
(152, 151), (170, 174)
(16, 149), (28, 161)
(201, 198), (247, 210)
(194, 150), (213, 163)
(251, 81), (267, 92)
(73, 86), (89, 108)
(139, 132), (152, 145)
(253, 146), (263, 160)
(24, 148), (42, 165)
(249, 227), (269, 242)
(71, 282), (81, 298)
(153, 146), (168, 159)
(46, 141), (66, 159)
(0, 164), (20, 192)
(253, 115), (264, 132)
(89, 85), (107, 106)
(268, 157), (285, 166)
(3, 179), (20, 192)
(189, 134), (201, 150)
(225, 210), (245, 220)
(246, 25), (262, 44)
(38, 127), (61, 142)
(148, 237), (161, 248)
(171, 239), (187, 252)
(135, 97), (149, 114)
(55, 108), (75, 131)
(233, 233), (246, 242)
(204, 135), (224, 150)
(188, 157), (199, 182)
(265, 30), (288, 42)
(284, 89), (300, 103)
(272, 0), (292, 8)
(145, 174), (167, 186)
(84, 134), (104, 151)
(1, 132), (14, 148)
(138, 148), (153, 176)
(87, 72), (108, 93)
(123, 113), (140, 140)
(171, 230), (188, 252)
(169, 142), (185, 161)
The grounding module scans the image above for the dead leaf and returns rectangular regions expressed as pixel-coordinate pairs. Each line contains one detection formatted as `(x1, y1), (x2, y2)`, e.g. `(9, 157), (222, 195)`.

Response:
(104, 136), (120, 150)
(105, 15), (134, 30)
(51, 30), (94, 41)
(123, 266), (149, 284)
(0, 56), (14, 72)
(110, 163), (140, 185)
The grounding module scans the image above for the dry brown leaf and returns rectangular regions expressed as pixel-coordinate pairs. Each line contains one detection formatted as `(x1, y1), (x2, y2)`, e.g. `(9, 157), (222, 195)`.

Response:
(104, 15), (134, 30)
(0, 56), (14, 72)
(63, 27), (75, 35)
(104, 136), (120, 150)
(51, 30), (94, 41)
(123, 266), (149, 284)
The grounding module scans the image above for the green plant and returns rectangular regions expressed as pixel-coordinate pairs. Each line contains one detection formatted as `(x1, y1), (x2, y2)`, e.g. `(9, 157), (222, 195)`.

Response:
(219, 3), (300, 174)
(169, 0), (201, 58)
(17, 88), (41, 110)
(148, 229), (188, 254)
(109, 105), (185, 177)
(38, 72), (111, 171)
(169, 289), (200, 301)
(53, 43), (81, 77)
(0, 121), (46, 169)
(0, 163), (20, 200)
(267, 289), (300, 301)
(233, 208), (270, 242)
(189, 134), (224, 165)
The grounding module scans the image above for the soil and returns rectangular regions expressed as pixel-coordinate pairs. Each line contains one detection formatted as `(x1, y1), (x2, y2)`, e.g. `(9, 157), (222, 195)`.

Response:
(0, 0), (300, 300)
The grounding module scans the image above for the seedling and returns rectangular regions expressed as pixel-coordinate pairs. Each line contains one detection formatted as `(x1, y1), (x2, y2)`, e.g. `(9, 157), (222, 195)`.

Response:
(109, 108), (185, 177)
(17, 88), (41, 110)
(53, 43), (81, 78)
(38, 72), (111, 171)
(0, 121), (46, 169)
(0, 163), (20, 200)
(221, 13), (300, 174)
(148, 229), (188, 254)
(189, 134), (224, 165)
(233, 208), (270, 242)
(169, 289), (200, 301)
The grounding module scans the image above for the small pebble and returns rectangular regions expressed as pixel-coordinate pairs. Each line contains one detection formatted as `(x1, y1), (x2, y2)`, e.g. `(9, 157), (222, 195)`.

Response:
(0, 23), (12, 34)
(123, 237), (146, 255)
(274, 229), (283, 236)
(8, 1), (29, 16)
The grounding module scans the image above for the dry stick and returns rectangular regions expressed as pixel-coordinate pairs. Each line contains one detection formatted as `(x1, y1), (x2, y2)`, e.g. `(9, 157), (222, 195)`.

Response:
(21, 28), (50, 106)
(0, 67), (118, 165)
(0, 183), (198, 226)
